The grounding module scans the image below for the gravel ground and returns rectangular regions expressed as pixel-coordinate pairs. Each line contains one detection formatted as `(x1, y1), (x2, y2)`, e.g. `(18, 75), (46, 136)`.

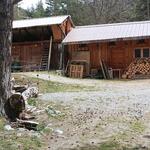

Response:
(25, 72), (150, 149)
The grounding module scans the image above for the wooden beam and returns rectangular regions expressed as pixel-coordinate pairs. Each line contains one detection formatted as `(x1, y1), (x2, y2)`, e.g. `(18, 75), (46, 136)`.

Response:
(48, 36), (53, 71)
(13, 40), (49, 45)
(100, 59), (106, 79)
(57, 25), (66, 38)
(62, 44), (65, 73)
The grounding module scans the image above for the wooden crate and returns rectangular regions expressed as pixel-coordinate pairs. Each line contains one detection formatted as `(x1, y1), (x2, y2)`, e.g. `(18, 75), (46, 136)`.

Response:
(69, 65), (84, 78)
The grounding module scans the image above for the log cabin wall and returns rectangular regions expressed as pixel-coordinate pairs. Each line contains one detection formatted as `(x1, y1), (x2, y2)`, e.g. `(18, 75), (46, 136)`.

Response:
(51, 19), (73, 42)
(66, 38), (150, 76)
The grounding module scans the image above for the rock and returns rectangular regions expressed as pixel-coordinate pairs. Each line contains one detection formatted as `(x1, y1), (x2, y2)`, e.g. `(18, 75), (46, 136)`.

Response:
(4, 125), (14, 131)
(17, 133), (22, 137)
(54, 129), (63, 135)
(45, 106), (62, 117)
(17, 128), (27, 132)
(29, 131), (41, 138)
(34, 110), (45, 115)
(26, 104), (37, 113)
(46, 123), (53, 127)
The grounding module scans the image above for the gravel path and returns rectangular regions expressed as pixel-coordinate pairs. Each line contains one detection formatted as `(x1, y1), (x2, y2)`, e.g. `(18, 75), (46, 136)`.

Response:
(24, 72), (150, 149)
(40, 82), (150, 119)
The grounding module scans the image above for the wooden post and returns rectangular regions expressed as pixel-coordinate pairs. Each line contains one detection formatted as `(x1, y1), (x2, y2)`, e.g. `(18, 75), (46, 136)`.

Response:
(100, 59), (106, 79)
(48, 36), (52, 72)
(59, 44), (64, 71)
(62, 44), (65, 74)
(65, 60), (70, 75)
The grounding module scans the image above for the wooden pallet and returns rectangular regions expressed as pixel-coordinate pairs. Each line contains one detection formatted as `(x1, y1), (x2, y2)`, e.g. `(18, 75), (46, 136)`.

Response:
(69, 65), (84, 78)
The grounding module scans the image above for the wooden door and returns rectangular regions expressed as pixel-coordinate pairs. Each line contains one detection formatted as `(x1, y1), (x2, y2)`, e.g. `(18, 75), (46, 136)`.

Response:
(109, 46), (126, 69)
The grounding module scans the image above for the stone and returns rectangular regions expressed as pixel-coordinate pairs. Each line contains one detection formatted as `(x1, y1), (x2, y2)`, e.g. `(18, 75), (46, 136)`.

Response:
(4, 125), (14, 131)
(54, 129), (63, 135)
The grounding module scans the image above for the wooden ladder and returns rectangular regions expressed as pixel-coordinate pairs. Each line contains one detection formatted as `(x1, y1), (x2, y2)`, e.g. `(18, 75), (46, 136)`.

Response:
(40, 46), (49, 71)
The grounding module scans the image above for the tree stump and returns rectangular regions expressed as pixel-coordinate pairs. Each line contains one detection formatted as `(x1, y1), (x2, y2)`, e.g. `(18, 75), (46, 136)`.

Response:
(4, 93), (25, 122)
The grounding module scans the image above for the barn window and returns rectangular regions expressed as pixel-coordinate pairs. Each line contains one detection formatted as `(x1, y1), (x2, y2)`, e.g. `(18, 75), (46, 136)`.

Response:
(134, 48), (141, 58)
(143, 48), (150, 57)
(134, 48), (150, 58)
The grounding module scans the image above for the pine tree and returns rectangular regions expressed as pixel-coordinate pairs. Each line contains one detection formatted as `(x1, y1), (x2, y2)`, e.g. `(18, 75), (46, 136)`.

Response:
(134, 0), (150, 20)
(25, 6), (35, 18)
(33, 0), (46, 18)
(14, 4), (28, 20)
(45, 0), (54, 16)
(25, 1), (46, 18)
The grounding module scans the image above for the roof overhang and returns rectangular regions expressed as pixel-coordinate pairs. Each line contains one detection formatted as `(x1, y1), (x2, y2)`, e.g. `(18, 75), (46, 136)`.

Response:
(63, 36), (150, 45)
(62, 20), (150, 45)
(13, 15), (74, 29)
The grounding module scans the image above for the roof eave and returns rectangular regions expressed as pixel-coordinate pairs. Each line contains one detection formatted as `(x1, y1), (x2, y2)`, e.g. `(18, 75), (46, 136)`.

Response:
(63, 36), (150, 45)
(13, 15), (72, 29)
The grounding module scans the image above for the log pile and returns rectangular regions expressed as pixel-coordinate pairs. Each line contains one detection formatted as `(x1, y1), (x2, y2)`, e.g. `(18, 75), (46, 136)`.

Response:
(4, 77), (39, 130)
(122, 58), (150, 79)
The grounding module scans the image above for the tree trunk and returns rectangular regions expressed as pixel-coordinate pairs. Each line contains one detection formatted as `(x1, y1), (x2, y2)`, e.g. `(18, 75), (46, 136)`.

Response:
(0, 0), (13, 115)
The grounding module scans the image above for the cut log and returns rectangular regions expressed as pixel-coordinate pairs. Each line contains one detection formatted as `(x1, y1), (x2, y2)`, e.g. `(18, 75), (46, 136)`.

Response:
(16, 119), (39, 131)
(12, 85), (27, 93)
(4, 93), (25, 122)
(19, 112), (35, 120)
(22, 87), (38, 101)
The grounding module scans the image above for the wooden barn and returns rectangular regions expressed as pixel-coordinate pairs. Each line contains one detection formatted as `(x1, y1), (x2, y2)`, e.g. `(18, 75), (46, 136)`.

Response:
(62, 21), (150, 79)
(12, 15), (74, 71)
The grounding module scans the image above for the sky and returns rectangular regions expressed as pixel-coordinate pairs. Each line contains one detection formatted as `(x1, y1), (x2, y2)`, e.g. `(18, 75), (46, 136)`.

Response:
(19, 0), (46, 9)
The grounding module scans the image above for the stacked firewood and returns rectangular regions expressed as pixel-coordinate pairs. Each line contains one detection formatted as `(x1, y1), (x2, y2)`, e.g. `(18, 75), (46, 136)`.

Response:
(122, 58), (150, 79)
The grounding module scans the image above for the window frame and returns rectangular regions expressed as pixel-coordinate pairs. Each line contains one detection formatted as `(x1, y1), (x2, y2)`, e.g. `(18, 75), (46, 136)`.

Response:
(134, 48), (141, 58)
(134, 47), (150, 58)
(143, 48), (150, 58)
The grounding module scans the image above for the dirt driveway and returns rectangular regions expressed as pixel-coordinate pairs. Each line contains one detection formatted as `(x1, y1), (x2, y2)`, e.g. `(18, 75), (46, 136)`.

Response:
(25, 72), (150, 150)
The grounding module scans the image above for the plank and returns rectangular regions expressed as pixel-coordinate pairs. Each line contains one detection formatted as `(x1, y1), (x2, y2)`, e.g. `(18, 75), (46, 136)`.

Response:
(100, 59), (106, 79)
(48, 36), (53, 71)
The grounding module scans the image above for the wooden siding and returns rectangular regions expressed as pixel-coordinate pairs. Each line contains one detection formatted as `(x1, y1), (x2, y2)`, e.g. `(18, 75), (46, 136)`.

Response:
(12, 17), (73, 71)
(66, 39), (150, 75)
(51, 19), (73, 42)
(12, 42), (43, 69)
(12, 41), (61, 70)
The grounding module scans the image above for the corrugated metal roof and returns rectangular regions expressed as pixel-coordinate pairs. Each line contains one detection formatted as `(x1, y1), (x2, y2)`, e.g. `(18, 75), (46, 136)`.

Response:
(13, 15), (71, 29)
(63, 20), (150, 44)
